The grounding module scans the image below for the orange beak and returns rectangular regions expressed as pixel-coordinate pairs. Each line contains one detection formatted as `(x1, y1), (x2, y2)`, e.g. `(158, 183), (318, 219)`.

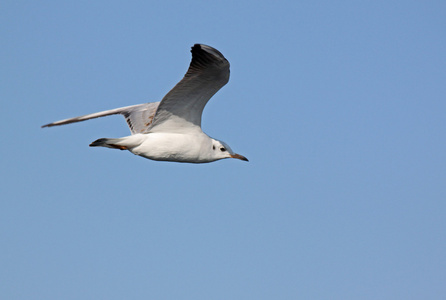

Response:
(230, 153), (249, 162)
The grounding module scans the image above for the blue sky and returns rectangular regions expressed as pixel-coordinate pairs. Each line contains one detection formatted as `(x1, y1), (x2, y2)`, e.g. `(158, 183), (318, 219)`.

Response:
(1, 1), (445, 299)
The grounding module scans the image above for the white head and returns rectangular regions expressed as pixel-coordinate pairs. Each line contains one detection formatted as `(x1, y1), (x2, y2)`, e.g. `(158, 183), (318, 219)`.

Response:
(210, 139), (248, 162)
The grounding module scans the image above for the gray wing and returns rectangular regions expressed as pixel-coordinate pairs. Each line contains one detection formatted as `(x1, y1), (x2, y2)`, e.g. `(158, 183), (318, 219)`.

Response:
(42, 102), (160, 134)
(148, 44), (230, 133)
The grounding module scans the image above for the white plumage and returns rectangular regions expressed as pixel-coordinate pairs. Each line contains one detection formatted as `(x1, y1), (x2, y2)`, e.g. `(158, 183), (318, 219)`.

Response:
(42, 44), (248, 163)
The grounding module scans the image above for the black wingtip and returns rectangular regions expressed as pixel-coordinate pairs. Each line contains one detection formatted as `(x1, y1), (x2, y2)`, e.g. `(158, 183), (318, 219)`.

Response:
(188, 44), (229, 76)
(191, 44), (226, 61)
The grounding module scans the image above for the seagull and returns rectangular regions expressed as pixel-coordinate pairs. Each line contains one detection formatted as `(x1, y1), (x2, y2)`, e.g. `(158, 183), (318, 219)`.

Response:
(42, 44), (248, 163)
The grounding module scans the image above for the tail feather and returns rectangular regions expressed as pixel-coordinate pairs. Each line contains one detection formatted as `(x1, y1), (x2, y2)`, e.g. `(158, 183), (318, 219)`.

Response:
(89, 135), (144, 150)
(89, 138), (107, 147)
(89, 138), (128, 150)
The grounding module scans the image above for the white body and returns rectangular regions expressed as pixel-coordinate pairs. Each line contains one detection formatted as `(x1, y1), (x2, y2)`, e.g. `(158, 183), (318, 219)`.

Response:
(113, 131), (226, 163)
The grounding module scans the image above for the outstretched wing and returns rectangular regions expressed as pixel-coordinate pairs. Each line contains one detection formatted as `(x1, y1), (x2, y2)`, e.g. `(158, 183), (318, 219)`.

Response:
(148, 44), (230, 133)
(41, 102), (160, 134)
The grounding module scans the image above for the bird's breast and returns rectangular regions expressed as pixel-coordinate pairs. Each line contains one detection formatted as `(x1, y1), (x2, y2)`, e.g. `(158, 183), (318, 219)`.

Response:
(130, 132), (211, 163)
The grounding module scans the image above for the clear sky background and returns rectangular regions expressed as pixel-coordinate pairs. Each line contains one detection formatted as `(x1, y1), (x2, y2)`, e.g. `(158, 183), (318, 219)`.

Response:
(1, 1), (445, 299)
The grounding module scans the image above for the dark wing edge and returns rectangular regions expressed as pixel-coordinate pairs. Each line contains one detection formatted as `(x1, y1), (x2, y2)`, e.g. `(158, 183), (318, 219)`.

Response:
(148, 44), (230, 131)
(186, 44), (230, 77)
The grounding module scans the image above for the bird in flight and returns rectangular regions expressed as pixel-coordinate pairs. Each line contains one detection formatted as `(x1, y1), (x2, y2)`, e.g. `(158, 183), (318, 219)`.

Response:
(42, 44), (248, 163)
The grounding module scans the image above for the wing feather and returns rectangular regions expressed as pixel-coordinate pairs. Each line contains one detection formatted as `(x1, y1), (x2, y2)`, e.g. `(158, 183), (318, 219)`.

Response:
(42, 102), (160, 134)
(148, 44), (230, 133)
(42, 44), (229, 135)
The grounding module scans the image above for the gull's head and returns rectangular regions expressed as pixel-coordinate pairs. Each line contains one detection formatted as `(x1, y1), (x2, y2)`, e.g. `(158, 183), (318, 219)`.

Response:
(211, 139), (248, 162)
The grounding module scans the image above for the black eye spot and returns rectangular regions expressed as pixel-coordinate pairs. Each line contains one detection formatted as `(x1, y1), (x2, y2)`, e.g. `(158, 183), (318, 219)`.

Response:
(212, 145), (216, 150)
(220, 147), (226, 152)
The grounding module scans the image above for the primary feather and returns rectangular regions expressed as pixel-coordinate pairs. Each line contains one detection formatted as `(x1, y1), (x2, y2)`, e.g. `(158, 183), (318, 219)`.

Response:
(41, 102), (159, 134)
